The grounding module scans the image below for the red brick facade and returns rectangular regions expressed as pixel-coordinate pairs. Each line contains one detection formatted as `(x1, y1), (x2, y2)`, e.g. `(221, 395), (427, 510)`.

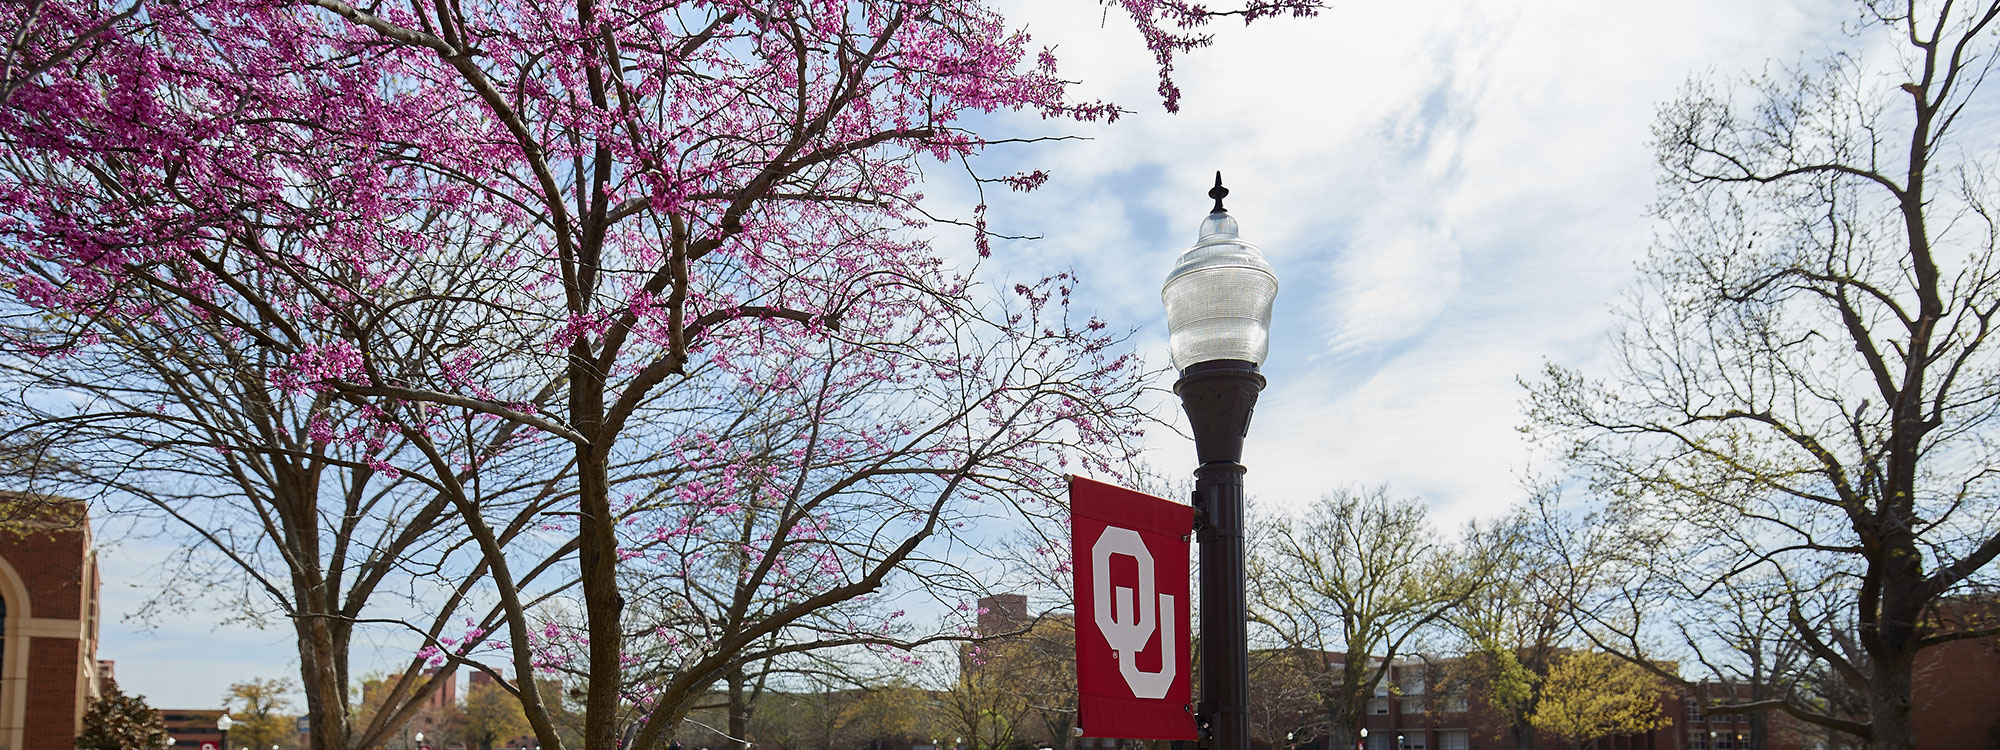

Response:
(1911, 596), (2000, 749)
(1344, 657), (1681, 750)
(0, 496), (101, 750)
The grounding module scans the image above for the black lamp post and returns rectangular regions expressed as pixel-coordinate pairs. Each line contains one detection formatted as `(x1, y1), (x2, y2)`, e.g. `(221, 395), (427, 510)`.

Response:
(217, 712), (234, 750)
(1163, 174), (1278, 750)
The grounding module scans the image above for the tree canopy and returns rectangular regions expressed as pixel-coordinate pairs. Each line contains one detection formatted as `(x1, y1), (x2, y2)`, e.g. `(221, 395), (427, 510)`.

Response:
(1, 2), (1320, 750)
(1527, 2), (2000, 748)
(1528, 652), (1671, 750)
(226, 677), (301, 750)
(76, 681), (172, 750)
(1251, 487), (1497, 747)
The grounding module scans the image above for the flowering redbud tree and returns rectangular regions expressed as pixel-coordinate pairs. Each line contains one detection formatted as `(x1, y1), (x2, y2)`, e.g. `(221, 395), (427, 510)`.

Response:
(0, 0), (1319, 749)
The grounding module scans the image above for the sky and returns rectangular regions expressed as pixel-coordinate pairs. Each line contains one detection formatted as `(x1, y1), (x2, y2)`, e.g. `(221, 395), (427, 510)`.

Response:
(94, 0), (1859, 710)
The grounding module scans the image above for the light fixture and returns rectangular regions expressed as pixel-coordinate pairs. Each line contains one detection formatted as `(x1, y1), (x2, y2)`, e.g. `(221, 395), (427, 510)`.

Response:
(1162, 174), (1278, 373)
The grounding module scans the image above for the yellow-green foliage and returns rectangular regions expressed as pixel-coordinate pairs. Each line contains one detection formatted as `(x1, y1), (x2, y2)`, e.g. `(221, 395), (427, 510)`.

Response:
(460, 680), (532, 750)
(1528, 652), (1671, 748)
(1481, 648), (1538, 721)
(224, 677), (300, 750)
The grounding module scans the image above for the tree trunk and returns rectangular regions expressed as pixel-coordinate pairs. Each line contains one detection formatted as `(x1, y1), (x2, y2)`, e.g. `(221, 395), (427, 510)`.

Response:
(1510, 723), (1533, 750)
(297, 628), (347, 750)
(1862, 483), (1928, 750)
(288, 497), (349, 750)
(1865, 655), (1916, 750)
(727, 670), (753, 750)
(577, 438), (623, 750)
(1325, 717), (1354, 750)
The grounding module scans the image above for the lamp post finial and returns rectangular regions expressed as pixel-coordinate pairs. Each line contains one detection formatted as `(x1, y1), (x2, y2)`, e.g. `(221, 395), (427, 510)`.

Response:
(1209, 172), (1229, 214)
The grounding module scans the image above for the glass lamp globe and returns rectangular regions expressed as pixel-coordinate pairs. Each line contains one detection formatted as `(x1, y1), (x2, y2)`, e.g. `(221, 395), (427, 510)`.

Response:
(217, 714), (234, 731)
(1162, 204), (1278, 373)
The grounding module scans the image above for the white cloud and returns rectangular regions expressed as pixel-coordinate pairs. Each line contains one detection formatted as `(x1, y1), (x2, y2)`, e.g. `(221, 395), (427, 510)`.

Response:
(972, 0), (1853, 526)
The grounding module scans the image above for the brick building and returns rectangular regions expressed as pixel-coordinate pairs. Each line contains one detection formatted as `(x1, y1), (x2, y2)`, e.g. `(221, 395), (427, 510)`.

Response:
(360, 667), (460, 746)
(0, 495), (103, 750)
(160, 708), (225, 750)
(1911, 595), (2000, 748)
(1289, 645), (2000, 750)
(1346, 656), (1683, 750)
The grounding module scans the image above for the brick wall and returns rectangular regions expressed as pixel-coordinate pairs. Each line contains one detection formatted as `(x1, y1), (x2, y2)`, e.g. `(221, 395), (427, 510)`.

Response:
(1, 496), (96, 750)
(7, 523), (88, 620)
(1912, 597), (2000, 749)
(25, 636), (83, 750)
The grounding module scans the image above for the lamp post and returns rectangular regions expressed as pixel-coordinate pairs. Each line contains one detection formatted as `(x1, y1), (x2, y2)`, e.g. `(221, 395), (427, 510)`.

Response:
(1163, 173), (1278, 750)
(217, 712), (234, 750)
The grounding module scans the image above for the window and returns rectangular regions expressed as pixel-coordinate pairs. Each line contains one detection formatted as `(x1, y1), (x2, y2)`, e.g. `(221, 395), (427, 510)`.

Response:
(1397, 734), (1426, 750)
(1688, 736), (1707, 750)
(1398, 665), (1427, 696)
(1716, 739), (1734, 750)
(1369, 699), (1390, 715)
(1366, 736), (1392, 750)
(1399, 698), (1426, 715)
(1686, 702), (1705, 723)
(1439, 694), (1468, 713)
(1437, 731), (1468, 750)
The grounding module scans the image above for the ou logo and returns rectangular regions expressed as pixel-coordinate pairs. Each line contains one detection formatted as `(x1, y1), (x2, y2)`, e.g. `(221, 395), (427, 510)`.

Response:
(1091, 525), (1176, 699)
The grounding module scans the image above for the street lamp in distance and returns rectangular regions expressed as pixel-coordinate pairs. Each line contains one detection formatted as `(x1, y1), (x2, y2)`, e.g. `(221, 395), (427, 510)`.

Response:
(217, 712), (234, 750)
(1163, 173), (1278, 750)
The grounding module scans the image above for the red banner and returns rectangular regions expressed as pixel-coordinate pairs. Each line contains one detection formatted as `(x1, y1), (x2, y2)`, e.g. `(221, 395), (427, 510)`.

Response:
(1070, 475), (1195, 740)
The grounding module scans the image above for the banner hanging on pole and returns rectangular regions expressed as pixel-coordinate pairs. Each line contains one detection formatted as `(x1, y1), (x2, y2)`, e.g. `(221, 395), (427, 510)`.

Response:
(1070, 475), (1196, 740)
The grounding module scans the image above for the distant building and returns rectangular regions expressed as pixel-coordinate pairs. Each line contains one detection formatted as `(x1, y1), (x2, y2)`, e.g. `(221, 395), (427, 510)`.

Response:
(1673, 594), (2000, 750)
(360, 667), (460, 745)
(977, 593), (1030, 636)
(159, 708), (225, 750)
(1352, 656), (1536, 750)
(0, 494), (103, 750)
(468, 669), (506, 690)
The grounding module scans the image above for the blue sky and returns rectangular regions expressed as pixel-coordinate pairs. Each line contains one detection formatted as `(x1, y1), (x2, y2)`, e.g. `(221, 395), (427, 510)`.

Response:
(99, 0), (1855, 709)
(956, 0), (1850, 524)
